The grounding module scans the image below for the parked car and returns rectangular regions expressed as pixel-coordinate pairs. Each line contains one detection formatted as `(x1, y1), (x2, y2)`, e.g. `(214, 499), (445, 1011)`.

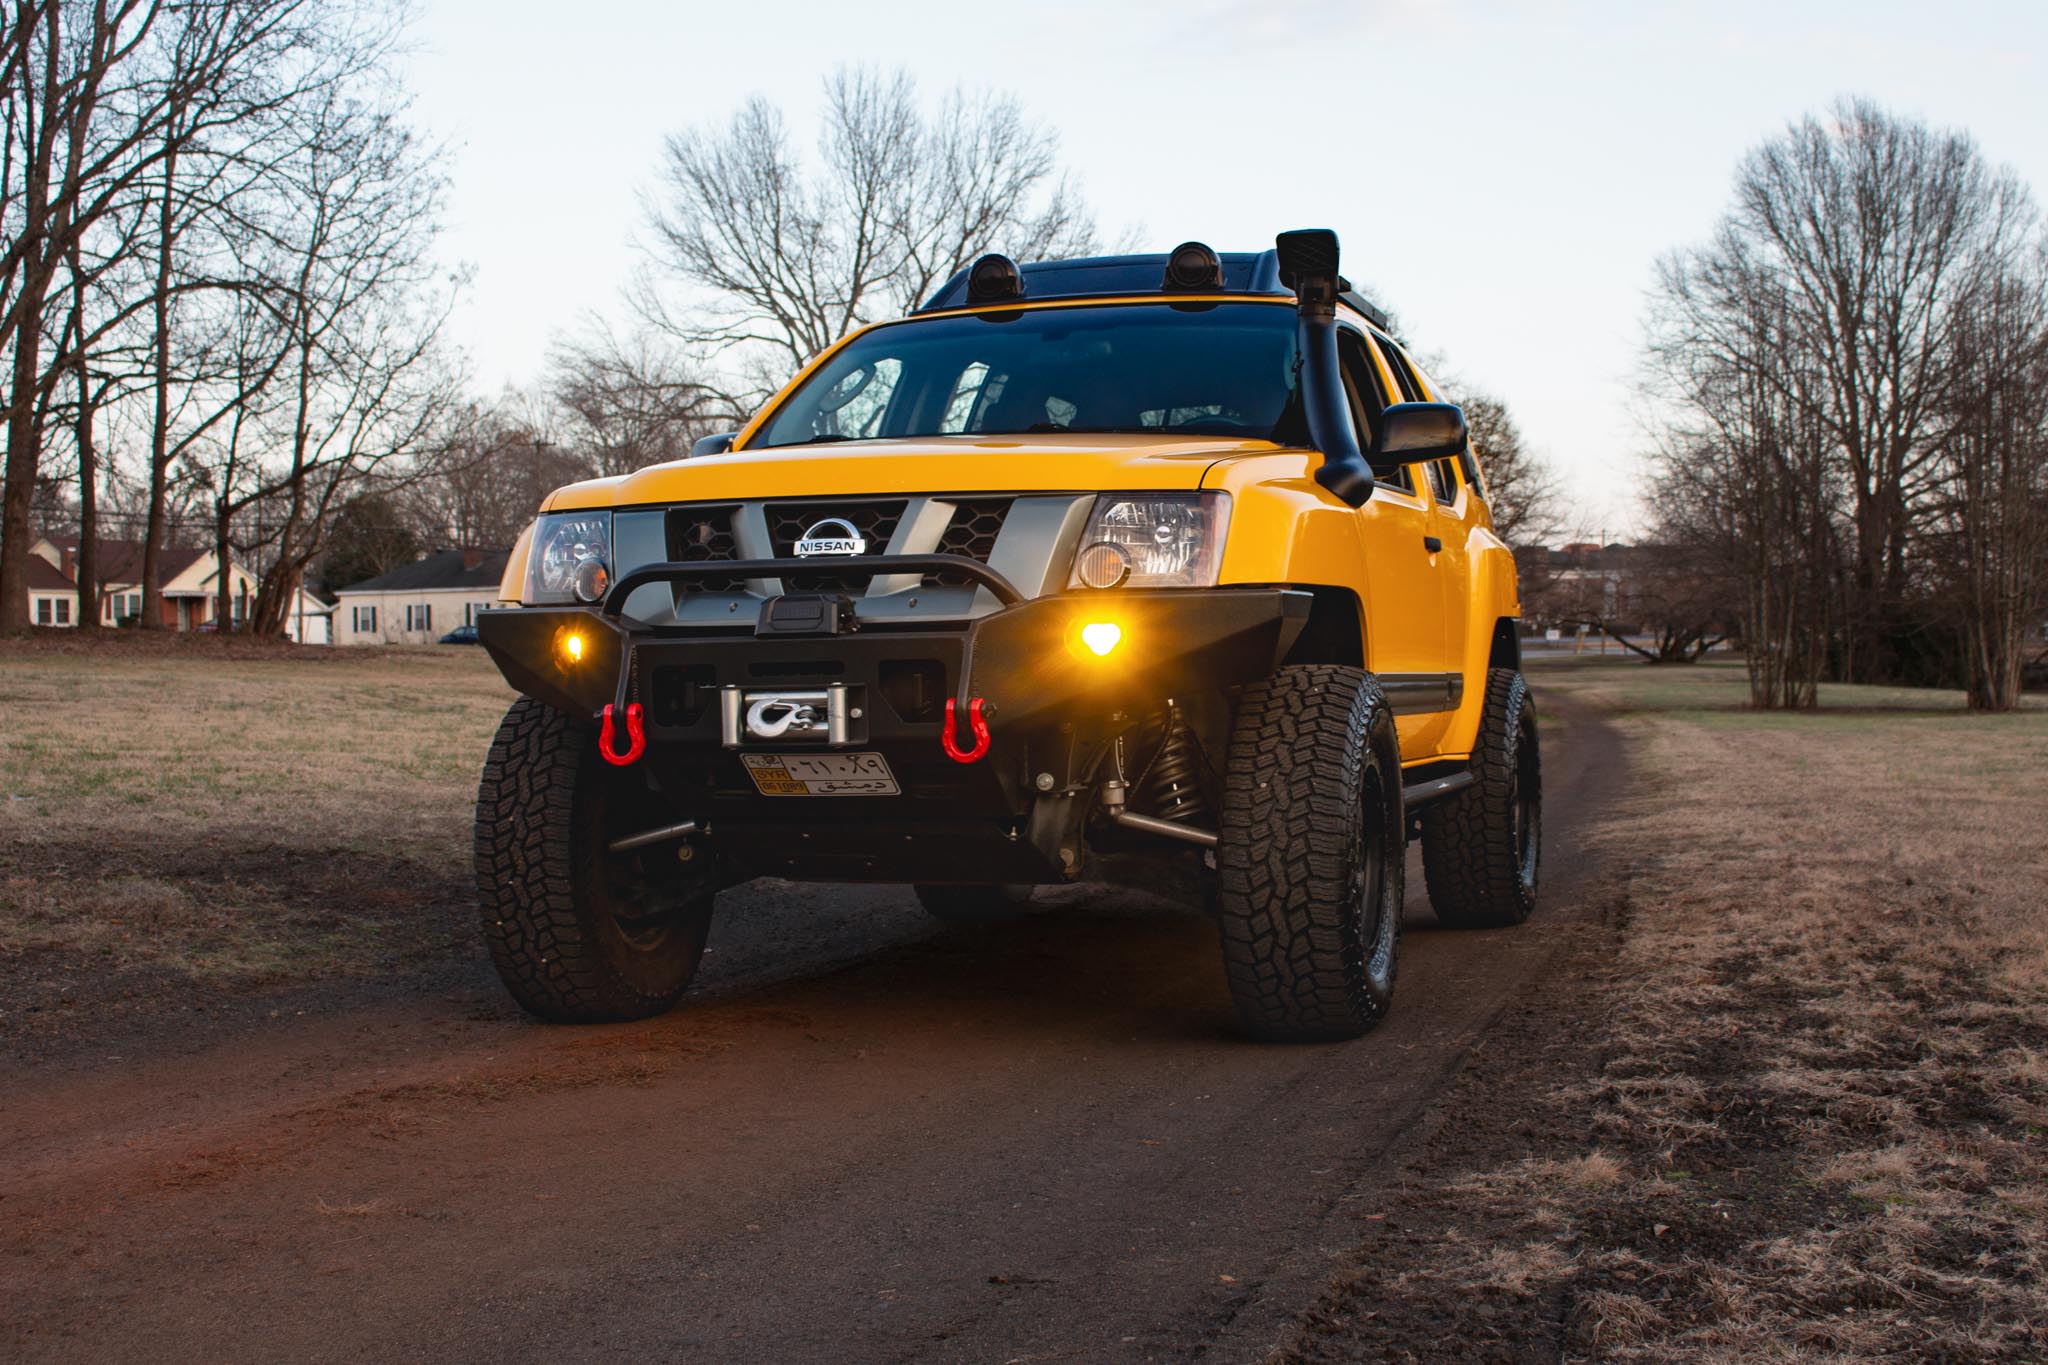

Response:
(439, 624), (480, 645)
(470, 231), (1538, 1042)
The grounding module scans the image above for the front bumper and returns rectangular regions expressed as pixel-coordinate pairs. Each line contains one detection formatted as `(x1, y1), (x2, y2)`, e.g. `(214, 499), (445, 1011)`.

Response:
(477, 569), (1309, 881)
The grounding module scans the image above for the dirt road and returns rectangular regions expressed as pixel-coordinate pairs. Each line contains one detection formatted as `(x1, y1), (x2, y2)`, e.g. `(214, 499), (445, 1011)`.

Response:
(1, 693), (1616, 1363)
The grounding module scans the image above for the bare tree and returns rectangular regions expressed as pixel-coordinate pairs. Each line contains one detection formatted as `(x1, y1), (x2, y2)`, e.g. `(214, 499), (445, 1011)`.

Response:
(208, 76), (459, 636)
(1661, 99), (2035, 682)
(1456, 391), (1561, 547)
(1, 0), (349, 631)
(634, 65), (1095, 406)
(1646, 265), (1843, 707)
(1929, 242), (2048, 709)
(1642, 97), (2047, 704)
(549, 323), (729, 476)
(404, 403), (591, 550)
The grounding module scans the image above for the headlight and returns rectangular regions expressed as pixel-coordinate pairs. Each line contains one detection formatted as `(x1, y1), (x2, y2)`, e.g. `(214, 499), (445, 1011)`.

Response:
(523, 511), (613, 605)
(1068, 493), (1230, 590)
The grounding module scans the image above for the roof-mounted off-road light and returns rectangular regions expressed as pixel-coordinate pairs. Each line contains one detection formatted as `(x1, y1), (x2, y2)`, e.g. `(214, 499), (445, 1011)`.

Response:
(1162, 241), (1224, 291)
(966, 253), (1025, 305)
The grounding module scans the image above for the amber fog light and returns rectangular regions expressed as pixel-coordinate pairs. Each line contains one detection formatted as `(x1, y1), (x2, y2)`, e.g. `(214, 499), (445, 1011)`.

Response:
(1079, 622), (1123, 657)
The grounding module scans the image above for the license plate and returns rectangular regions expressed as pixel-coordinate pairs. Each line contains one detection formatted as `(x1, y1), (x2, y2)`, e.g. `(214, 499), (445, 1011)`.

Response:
(741, 751), (900, 797)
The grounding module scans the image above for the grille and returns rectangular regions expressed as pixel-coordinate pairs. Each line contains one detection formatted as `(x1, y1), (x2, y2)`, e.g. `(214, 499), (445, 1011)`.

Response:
(765, 500), (906, 594)
(665, 505), (747, 593)
(923, 500), (1012, 587)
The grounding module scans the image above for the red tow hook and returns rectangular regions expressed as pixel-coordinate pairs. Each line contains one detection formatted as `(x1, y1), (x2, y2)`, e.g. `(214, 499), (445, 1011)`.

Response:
(942, 697), (991, 764)
(599, 702), (646, 766)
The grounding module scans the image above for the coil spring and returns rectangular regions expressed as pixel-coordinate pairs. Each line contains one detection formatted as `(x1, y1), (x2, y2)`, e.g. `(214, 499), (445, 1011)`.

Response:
(1140, 703), (1209, 824)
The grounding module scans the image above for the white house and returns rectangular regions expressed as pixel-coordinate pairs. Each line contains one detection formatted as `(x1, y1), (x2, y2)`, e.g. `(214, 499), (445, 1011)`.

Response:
(25, 553), (80, 626)
(333, 548), (511, 645)
(283, 587), (336, 644)
(20, 534), (336, 641)
(27, 536), (257, 630)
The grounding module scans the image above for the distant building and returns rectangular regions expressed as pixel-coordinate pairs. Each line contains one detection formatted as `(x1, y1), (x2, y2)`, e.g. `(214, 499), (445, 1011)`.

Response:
(1517, 542), (1640, 629)
(333, 548), (510, 645)
(283, 588), (337, 645)
(31, 535), (242, 630)
(20, 535), (335, 642)
(25, 552), (80, 626)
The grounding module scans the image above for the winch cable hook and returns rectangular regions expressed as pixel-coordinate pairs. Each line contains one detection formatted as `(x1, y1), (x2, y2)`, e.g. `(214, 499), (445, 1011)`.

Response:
(942, 697), (991, 765)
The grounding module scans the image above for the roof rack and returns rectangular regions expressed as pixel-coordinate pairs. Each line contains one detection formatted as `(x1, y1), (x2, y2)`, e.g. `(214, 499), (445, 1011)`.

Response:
(915, 248), (1394, 333)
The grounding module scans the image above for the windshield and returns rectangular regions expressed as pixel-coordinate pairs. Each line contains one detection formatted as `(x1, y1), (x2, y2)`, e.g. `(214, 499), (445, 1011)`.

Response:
(753, 302), (1300, 449)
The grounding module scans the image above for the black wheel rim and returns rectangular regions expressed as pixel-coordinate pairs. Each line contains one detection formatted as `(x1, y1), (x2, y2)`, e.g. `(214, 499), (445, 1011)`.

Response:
(592, 783), (700, 954)
(1512, 714), (1540, 884)
(603, 860), (686, 951)
(1354, 754), (1395, 981)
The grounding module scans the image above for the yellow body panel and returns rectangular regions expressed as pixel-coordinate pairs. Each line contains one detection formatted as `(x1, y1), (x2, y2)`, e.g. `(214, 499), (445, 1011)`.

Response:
(505, 295), (1522, 765)
(541, 433), (1276, 511)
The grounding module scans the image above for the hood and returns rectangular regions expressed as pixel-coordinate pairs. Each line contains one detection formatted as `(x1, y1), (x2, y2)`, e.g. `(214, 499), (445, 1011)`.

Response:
(541, 433), (1287, 510)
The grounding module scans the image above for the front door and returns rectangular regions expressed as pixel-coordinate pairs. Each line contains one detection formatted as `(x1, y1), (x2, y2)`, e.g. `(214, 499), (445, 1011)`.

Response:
(1336, 329), (1452, 759)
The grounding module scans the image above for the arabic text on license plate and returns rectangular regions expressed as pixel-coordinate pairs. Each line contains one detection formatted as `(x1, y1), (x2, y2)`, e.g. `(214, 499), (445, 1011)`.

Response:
(741, 751), (900, 797)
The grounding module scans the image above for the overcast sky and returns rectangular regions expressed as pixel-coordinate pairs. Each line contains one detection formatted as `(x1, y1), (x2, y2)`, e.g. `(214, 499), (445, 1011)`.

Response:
(402, 0), (2047, 535)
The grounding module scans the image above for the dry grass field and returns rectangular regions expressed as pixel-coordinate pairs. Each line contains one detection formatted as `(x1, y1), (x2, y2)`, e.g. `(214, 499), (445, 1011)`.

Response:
(8, 638), (2047, 1356)
(1288, 658), (2048, 1361)
(0, 636), (512, 1040)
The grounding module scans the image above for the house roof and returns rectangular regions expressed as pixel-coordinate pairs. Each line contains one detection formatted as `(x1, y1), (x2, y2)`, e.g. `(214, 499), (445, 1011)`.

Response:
(26, 556), (76, 592)
(337, 549), (511, 595)
(41, 535), (206, 586)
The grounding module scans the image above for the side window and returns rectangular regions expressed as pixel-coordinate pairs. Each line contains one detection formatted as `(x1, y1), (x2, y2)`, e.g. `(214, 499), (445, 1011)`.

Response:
(1379, 336), (1471, 507)
(1339, 330), (1414, 494)
(1335, 331), (1380, 445)
(1424, 457), (1460, 506)
(1372, 334), (1425, 402)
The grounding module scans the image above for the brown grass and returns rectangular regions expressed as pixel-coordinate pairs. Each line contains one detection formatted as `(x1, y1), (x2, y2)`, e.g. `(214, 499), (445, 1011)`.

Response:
(1283, 657), (2048, 1362)
(0, 641), (512, 992)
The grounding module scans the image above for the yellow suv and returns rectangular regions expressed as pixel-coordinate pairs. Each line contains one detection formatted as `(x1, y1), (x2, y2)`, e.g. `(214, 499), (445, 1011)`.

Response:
(473, 230), (1538, 1043)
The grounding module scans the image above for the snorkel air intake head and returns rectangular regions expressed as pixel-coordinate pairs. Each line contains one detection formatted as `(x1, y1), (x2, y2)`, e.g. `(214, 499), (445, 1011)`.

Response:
(1275, 229), (1374, 507)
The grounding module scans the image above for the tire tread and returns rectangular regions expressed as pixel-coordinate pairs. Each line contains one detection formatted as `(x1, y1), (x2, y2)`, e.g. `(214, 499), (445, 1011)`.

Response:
(1215, 665), (1402, 1043)
(1420, 667), (1540, 928)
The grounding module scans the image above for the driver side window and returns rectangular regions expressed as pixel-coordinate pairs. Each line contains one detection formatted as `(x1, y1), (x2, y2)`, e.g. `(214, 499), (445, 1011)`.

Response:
(1337, 330), (1413, 494)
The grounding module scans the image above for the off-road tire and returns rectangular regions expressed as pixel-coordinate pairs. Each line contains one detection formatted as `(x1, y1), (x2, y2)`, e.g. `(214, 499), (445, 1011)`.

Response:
(1216, 665), (1404, 1043)
(474, 697), (714, 1022)
(1421, 668), (1540, 928)
(913, 883), (1034, 923)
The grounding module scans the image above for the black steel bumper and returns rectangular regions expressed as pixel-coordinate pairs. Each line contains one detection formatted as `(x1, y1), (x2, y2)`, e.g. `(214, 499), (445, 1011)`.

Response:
(477, 563), (1310, 882)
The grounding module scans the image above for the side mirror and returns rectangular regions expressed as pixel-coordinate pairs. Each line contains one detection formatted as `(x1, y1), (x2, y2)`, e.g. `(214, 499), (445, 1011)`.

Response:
(1370, 402), (1466, 480)
(692, 431), (737, 457)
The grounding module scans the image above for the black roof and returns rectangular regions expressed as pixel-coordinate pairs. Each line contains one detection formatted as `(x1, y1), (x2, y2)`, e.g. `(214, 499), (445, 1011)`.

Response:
(916, 249), (1393, 331)
(339, 548), (509, 594)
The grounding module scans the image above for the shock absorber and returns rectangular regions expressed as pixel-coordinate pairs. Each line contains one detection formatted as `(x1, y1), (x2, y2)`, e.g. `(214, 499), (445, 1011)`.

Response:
(1140, 701), (1210, 824)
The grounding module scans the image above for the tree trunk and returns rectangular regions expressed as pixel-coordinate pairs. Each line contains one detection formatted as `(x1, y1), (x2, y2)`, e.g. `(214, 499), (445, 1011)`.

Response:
(0, 7), (59, 634)
(141, 130), (182, 629)
(69, 240), (100, 629)
(214, 496), (235, 635)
